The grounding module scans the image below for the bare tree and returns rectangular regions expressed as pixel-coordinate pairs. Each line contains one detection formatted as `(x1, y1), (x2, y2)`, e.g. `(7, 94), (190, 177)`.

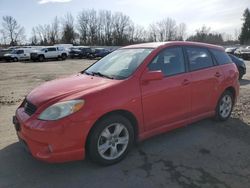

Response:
(1, 16), (25, 45)
(128, 24), (147, 43)
(234, 29), (240, 41)
(99, 10), (113, 45)
(148, 23), (158, 42)
(78, 10), (90, 45)
(112, 12), (131, 45)
(32, 16), (60, 45)
(50, 16), (60, 44)
(34, 24), (50, 45)
(30, 27), (38, 45)
(61, 13), (76, 44)
(88, 10), (98, 45)
(148, 18), (178, 42)
(176, 23), (187, 40)
(0, 29), (8, 45)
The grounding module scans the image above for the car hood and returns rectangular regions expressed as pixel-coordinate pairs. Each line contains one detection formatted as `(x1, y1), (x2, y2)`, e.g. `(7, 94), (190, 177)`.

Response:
(4, 53), (13, 56)
(27, 74), (118, 107)
(31, 50), (42, 53)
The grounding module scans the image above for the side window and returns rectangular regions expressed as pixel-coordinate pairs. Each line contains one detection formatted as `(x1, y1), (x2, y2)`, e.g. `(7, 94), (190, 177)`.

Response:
(186, 47), (214, 71)
(210, 49), (232, 65)
(148, 47), (186, 76)
(48, 48), (56, 52)
(17, 50), (24, 54)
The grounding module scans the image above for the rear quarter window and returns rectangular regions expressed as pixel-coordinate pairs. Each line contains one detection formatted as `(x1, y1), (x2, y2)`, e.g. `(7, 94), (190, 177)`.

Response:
(210, 49), (232, 65)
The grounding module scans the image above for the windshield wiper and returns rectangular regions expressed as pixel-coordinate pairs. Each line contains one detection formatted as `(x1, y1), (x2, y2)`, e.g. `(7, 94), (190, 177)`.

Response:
(83, 71), (92, 75)
(90, 71), (114, 79)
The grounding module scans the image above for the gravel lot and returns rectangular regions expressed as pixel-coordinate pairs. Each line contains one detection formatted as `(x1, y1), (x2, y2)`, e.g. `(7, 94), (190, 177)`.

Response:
(0, 59), (250, 188)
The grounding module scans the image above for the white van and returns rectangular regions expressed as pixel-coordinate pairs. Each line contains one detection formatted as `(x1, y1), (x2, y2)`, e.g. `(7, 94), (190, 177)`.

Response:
(4, 48), (32, 62)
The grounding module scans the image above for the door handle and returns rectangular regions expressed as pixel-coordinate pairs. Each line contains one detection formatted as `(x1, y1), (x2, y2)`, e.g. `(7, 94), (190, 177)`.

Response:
(182, 79), (190, 86)
(214, 72), (222, 77)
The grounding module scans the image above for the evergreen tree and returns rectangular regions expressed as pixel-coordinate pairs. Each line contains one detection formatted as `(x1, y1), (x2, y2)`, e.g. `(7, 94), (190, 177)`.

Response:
(239, 8), (250, 44)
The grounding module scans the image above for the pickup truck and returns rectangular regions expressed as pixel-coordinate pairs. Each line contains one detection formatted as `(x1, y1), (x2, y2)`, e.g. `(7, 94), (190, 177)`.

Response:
(30, 46), (68, 62)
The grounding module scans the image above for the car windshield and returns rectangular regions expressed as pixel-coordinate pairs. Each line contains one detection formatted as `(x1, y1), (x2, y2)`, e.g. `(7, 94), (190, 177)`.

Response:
(10, 50), (17, 54)
(84, 48), (153, 79)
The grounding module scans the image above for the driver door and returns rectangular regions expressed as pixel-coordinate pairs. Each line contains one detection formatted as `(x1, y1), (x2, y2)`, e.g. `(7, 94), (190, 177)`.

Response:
(140, 47), (191, 131)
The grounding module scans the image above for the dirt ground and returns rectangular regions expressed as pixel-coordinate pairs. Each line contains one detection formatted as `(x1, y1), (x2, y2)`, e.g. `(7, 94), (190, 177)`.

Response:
(0, 59), (250, 188)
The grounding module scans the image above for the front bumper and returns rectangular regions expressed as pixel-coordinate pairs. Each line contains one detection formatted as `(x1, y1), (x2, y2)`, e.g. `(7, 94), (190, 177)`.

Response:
(13, 107), (93, 163)
(4, 56), (14, 61)
(30, 54), (39, 60)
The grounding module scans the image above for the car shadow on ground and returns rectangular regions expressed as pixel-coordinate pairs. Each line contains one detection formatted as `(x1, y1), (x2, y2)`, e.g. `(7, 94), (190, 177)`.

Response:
(240, 79), (250, 86)
(1, 118), (250, 188)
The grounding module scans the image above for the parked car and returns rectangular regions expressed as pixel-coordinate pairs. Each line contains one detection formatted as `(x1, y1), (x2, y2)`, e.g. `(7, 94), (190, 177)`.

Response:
(234, 47), (250, 60)
(69, 47), (92, 59)
(30, 46), (68, 62)
(225, 47), (237, 54)
(3, 48), (32, 62)
(0, 49), (12, 61)
(87, 48), (110, 59)
(13, 41), (239, 165)
(228, 54), (246, 80)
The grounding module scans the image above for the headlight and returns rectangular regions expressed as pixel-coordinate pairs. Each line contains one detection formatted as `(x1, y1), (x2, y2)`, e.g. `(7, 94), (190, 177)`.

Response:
(38, 99), (84, 120)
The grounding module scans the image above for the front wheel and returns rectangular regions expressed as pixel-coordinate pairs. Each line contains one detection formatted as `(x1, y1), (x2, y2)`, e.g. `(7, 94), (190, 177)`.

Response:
(61, 53), (67, 60)
(88, 115), (134, 165)
(215, 91), (234, 121)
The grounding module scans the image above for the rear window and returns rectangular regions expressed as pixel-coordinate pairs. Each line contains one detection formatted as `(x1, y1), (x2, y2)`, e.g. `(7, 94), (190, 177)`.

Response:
(210, 49), (232, 65)
(186, 47), (214, 71)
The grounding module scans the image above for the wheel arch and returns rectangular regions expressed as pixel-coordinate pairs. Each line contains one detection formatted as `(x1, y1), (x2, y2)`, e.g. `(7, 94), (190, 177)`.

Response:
(224, 86), (236, 104)
(85, 109), (139, 152)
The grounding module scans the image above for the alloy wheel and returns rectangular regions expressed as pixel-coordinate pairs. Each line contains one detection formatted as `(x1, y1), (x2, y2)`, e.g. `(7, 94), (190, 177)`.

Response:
(219, 94), (232, 118)
(97, 123), (129, 160)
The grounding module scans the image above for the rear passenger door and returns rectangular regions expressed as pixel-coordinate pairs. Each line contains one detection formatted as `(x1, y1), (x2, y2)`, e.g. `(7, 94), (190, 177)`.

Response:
(47, 48), (57, 58)
(184, 46), (223, 118)
(16, 50), (24, 60)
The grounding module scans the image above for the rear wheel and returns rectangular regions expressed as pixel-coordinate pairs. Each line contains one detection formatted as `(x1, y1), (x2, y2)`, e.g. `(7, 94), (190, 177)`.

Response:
(88, 115), (134, 165)
(13, 57), (18, 62)
(215, 91), (234, 121)
(38, 55), (44, 62)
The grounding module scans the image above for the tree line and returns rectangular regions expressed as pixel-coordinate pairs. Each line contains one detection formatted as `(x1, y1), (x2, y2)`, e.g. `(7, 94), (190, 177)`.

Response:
(0, 8), (250, 46)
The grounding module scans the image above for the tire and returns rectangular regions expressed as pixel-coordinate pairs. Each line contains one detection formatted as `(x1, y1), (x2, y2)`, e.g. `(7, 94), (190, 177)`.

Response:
(38, 55), (44, 62)
(88, 115), (134, 165)
(215, 91), (234, 121)
(13, 57), (18, 62)
(239, 67), (244, 80)
(61, 53), (67, 60)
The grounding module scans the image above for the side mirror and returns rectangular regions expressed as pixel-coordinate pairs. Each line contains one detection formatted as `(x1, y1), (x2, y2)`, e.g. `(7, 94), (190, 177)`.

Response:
(142, 69), (164, 82)
(45, 50), (48, 53)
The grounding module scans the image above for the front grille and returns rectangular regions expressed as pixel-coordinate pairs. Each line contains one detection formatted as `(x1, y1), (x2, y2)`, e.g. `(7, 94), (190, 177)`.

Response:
(24, 100), (37, 116)
(30, 53), (38, 57)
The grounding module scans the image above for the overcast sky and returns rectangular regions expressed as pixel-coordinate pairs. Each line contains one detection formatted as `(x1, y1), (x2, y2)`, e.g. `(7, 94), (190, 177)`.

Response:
(0, 0), (249, 40)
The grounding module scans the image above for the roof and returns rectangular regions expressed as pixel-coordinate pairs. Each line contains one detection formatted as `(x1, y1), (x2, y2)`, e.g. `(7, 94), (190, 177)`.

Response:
(121, 41), (224, 51)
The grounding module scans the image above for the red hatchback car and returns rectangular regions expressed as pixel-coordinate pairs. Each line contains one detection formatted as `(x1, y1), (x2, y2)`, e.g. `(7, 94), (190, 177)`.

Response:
(13, 41), (239, 165)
